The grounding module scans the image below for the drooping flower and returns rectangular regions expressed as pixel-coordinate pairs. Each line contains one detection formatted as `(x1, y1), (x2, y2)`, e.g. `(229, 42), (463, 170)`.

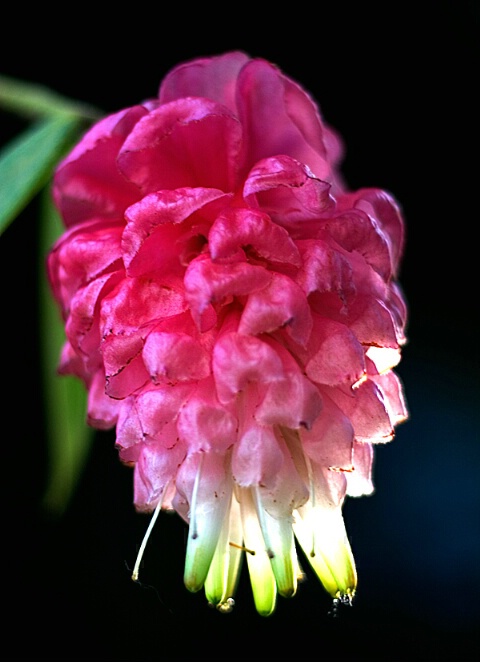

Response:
(47, 51), (408, 616)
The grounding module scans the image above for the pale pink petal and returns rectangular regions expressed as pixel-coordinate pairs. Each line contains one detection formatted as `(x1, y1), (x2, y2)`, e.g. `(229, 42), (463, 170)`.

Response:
(328, 380), (394, 443)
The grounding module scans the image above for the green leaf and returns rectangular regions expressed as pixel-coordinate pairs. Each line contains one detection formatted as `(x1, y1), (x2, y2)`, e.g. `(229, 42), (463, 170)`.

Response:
(0, 114), (83, 236)
(39, 189), (94, 516)
(0, 74), (100, 120)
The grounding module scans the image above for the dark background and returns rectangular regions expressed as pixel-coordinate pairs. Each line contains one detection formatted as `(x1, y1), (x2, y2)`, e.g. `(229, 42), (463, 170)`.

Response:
(1, 2), (478, 660)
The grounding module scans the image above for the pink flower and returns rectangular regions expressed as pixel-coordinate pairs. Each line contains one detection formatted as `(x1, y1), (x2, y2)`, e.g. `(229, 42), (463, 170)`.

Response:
(48, 51), (408, 615)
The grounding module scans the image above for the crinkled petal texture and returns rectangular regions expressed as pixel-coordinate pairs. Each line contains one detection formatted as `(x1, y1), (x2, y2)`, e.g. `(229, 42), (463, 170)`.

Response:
(48, 51), (408, 615)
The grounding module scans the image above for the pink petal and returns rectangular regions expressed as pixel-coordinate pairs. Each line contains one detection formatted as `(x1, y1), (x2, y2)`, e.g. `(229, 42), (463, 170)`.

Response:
(66, 272), (123, 368)
(299, 392), (354, 470)
(48, 219), (123, 306)
(328, 379), (394, 443)
(340, 188), (405, 276)
(100, 275), (187, 338)
(116, 384), (191, 452)
(347, 295), (400, 349)
(212, 331), (284, 404)
(178, 378), (237, 453)
(184, 254), (271, 326)
(143, 330), (210, 383)
(239, 272), (312, 346)
(237, 59), (335, 181)
(243, 155), (334, 229)
(208, 206), (301, 266)
(86, 369), (120, 430)
(134, 440), (187, 512)
(305, 317), (366, 387)
(371, 370), (409, 426)
(232, 420), (284, 487)
(296, 239), (355, 301)
(322, 209), (393, 280)
(102, 334), (149, 399)
(123, 187), (229, 276)
(254, 340), (322, 430)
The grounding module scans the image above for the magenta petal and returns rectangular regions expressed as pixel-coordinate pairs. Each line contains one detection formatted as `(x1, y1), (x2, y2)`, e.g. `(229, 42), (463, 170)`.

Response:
(48, 219), (123, 306)
(184, 254), (271, 323)
(53, 106), (147, 226)
(123, 187), (229, 276)
(100, 276), (187, 338)
(243, 155), (334, 228)
(323, 210), (393, 280)
(118, 99), (242, 192)
(209, 206), (301, 266)
(159, 50), (250, 111)
(237, 59), (335, 181)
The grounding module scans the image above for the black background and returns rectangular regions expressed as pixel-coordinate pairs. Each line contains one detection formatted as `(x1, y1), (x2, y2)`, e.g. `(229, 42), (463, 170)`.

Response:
(1, 2), (478, 660)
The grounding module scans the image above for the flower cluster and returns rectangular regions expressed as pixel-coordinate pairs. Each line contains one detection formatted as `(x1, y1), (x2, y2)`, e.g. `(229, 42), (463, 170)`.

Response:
(48, 51), (408, 615)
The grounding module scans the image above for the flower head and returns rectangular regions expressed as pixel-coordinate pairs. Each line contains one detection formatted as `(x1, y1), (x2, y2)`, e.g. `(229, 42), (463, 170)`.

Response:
(48, 51), (408, 615)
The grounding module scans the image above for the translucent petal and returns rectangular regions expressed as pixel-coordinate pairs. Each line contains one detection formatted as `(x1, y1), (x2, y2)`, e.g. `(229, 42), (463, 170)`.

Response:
(204, 493), (243, 610)
(179, 452), (233, 593)
(238, 486), (277, 616)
